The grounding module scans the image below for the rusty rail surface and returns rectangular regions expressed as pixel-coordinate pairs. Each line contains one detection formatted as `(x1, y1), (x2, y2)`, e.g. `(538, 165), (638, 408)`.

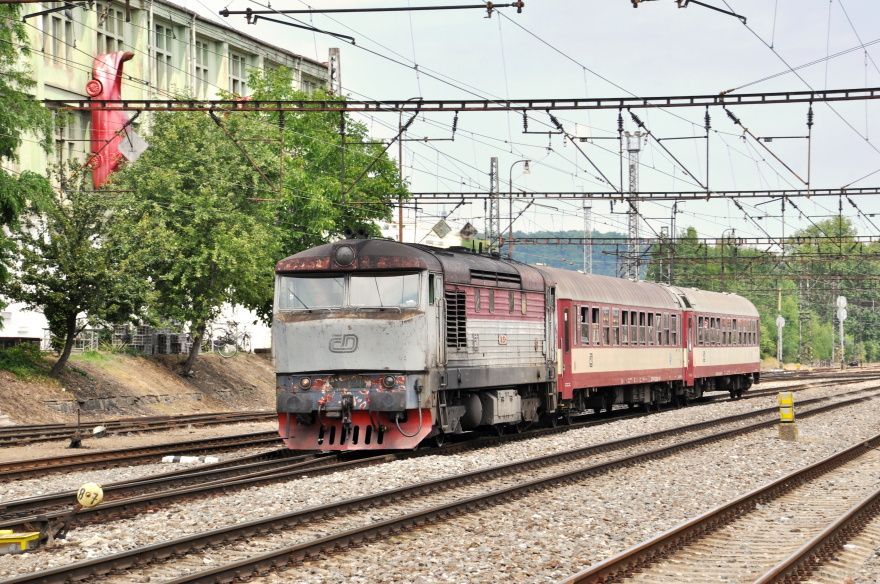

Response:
(0, 431), (281, 480)
(559, 434), (880, 583)
(0, 411), (276, 446)
(754, 484), (880, 583)
(8, 385), (880, 584)
(2, 379), (874, 536)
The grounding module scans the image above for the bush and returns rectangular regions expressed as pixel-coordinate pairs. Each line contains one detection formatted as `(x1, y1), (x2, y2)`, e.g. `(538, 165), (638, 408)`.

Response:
(0, 343), (46, 379)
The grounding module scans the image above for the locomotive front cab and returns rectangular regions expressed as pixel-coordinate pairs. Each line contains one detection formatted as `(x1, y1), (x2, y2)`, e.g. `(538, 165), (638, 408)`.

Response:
(273, 241), (441, 450)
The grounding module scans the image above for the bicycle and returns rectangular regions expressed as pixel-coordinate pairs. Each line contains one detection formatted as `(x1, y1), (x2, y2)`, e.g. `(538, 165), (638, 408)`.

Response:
(207, 321), (251, 358)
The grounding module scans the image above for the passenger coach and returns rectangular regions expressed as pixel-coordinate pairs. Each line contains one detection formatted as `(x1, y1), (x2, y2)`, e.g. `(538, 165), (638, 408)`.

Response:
(273, 240), (760, 451)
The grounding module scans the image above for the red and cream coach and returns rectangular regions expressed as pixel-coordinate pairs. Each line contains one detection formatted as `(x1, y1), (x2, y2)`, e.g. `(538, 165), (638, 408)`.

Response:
(273, 239), (760, 451)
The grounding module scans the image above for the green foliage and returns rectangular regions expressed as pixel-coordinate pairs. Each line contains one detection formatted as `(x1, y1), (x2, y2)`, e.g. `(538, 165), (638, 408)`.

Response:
(0, 5), (54, 322)
(645, 217), (880, 363)
(7, 168), (148, 375)
(110, 68), (406, 369)
(0, 343), (46, 379)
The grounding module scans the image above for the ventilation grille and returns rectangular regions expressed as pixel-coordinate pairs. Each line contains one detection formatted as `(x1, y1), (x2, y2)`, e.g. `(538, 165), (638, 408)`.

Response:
(445, 290), (467, 349)
(470, 269), (522, 285)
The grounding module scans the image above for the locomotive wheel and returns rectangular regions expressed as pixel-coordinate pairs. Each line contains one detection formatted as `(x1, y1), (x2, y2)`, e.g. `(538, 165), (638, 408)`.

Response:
(431, 433), (446, 447)
(494, 425), (505, 437)
(515, 421), (532, 434)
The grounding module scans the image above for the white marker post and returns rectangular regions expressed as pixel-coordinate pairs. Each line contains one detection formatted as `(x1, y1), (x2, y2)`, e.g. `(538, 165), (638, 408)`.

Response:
(837, 295), (847, 369)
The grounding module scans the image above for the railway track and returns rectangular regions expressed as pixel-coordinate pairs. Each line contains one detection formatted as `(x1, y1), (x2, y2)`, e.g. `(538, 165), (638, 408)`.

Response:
(1, 375), (876, 538)
(0, 411), (275, 446)
(6, 383), (880, 583)
(0, 431), (281, 481)
(560, 430), (880, 584)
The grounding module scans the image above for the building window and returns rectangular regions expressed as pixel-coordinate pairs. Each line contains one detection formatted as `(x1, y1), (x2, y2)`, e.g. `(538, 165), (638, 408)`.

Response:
(194, 38), (211, 98)
(43, 13), (73, 64)
(154, 23), (173, 91)
(55, 112), (89, 166)
(229, 50), (248, 95)
(96, 2), (125, 54)
(301, 74), (322, 94)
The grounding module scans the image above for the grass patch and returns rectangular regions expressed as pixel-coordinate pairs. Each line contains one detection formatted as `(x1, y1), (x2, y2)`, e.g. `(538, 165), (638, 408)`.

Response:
(72, 350), (112, 363)
(0, 343), (48, 380)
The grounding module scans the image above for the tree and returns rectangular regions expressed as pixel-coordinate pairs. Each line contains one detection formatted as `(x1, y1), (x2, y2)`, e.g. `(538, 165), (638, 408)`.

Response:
(8, 169), (147, 375)
(0, 5), (54, 322)
(111, 68), (406, 372)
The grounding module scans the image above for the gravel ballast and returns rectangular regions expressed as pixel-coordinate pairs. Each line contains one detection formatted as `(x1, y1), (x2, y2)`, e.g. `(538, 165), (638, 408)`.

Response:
(1, 379), (879, 581)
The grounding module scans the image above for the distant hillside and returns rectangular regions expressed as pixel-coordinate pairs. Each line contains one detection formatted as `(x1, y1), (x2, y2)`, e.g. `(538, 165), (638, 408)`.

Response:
(508, 230), (625, 277)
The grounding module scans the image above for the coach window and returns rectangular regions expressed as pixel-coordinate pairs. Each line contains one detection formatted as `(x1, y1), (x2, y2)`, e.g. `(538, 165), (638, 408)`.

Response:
(612, 308), (620, 345)
(489, 289), (495, 313)
(637, 312), (644, 345)
(656, 313), (662, 345)
(697, 316), (704, 345)
(580, 307), (590, 344)
(670, 314), (678, 346)
(620, 310), (629, 345)
(663, 313), (670, 346)
(592, 307), (600, 345)
(647, 313), (654, 346)
(474, 288), (481, 313)
(602, 308), (610, 345)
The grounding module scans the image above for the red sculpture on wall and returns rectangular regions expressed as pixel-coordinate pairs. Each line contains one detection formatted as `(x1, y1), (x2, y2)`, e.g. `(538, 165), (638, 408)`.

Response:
(87, 50), (134, 188)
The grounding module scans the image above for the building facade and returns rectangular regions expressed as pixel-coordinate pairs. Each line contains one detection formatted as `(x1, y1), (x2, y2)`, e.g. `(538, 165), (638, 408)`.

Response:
(10, 0), (330, 174)
(1, 0), (330, 347)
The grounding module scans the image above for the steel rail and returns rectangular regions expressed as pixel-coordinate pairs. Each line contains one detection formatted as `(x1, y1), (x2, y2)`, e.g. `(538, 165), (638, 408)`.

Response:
(559, 434), (880, 583)
(0, 431), (280, 480)
(754, 484), (880, 583)
(0, 411), (275, 446)
(0, 375), (868, 535)
(43, 86), (880, 113)
(9, 386), (879, 584)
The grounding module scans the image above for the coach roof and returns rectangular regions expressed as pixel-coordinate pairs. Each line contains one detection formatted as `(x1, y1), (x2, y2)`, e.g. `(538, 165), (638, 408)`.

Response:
(673, 287), (759, 317)
(537, 266), (682, 310)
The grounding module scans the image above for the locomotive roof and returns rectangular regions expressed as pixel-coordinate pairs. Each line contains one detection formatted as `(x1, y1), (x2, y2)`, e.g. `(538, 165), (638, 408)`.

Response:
(275, 240), (547, 291)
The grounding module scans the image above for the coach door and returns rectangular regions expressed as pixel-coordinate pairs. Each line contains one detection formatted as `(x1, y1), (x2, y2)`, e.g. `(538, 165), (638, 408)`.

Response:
(685, 312), (695, 386)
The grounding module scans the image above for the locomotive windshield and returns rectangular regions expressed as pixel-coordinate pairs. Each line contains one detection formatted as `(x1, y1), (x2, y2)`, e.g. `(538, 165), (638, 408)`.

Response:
(278, 273), (421, 310)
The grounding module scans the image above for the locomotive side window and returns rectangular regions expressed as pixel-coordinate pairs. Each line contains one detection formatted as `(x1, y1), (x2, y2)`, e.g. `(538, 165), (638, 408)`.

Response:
(509, 291), (515, 314)
(489, 289), (495, 313)
(474, 288), (481, 312)
(521, 293), (527, 315)
(279, 276), (345, 310)
(670, 314), (678, 345)
(621, 310), (629, 344)
(580, 306), (590, 344)
(428, 274), (435, 305)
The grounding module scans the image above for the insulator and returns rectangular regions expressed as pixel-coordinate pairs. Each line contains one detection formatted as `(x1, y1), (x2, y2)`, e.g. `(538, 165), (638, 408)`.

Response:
(617, 111), (624, 133)
(452, 112), (459, 136)
(522, 111), (528, 132)
(807, 104), (814, 128)
(704, 108), (711, 131)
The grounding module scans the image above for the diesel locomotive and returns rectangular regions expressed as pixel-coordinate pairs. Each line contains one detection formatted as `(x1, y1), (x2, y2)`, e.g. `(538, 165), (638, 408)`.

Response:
(273, 239), (760, 451)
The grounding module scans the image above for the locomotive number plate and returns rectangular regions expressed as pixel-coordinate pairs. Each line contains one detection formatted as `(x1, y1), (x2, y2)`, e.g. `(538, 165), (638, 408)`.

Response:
(498, 335), (508, 345)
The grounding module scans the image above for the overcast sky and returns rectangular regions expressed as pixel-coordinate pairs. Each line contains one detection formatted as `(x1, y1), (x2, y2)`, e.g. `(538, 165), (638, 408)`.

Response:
(194, 0), (879, 248)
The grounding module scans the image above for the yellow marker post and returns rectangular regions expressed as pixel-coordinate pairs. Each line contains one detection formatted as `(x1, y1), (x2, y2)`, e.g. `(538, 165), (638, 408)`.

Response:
(778, 391), (795, 422)
(778, 391), (798, 441)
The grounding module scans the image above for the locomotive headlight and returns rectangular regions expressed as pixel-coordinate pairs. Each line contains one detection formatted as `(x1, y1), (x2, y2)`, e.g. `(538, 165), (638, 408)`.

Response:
(383, 375), (396, 388)
(299, 377), (312, 390)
